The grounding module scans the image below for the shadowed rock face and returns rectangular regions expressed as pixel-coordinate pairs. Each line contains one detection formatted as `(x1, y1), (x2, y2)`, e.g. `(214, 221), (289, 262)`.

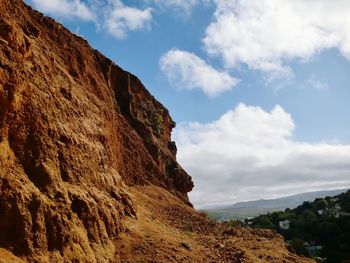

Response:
(0, 0), (192, 261)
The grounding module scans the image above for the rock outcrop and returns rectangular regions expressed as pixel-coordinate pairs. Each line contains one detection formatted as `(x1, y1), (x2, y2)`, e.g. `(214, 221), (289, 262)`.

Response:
(0, 1), (313, 262)
(0, 0), (192, 262)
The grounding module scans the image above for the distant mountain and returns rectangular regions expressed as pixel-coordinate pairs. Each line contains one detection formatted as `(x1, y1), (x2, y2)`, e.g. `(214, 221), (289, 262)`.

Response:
(203, 189), (349, 221)
(229, 188), (349, 209)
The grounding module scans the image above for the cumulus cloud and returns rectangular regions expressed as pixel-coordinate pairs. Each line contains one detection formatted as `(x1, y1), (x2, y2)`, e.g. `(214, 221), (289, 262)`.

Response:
(31, 0), (95, 21)
(29, 0), (152, 39)
(204, 0), (350, 78)
(104, 3), (152, 39)
(160, 49), (239, 97)
(173, 103), (350, 208)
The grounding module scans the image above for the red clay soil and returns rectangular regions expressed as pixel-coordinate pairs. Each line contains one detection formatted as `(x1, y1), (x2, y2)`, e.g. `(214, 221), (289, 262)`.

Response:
(0, 0), (314, 262)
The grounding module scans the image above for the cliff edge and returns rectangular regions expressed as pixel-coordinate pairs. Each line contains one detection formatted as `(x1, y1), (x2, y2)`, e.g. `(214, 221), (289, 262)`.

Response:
(0, 0), (313, 262)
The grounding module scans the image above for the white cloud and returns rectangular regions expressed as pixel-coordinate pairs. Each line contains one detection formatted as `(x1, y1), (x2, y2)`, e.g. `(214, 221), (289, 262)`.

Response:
(104, 5), (152, 39)
(29, 0), (153, 39)
(173, 103), (350, 208)
(160, 49), (239, 97)
(31, 0), (95, 21)
(204, 0), (350, 78)
(307, 77), (329, 90)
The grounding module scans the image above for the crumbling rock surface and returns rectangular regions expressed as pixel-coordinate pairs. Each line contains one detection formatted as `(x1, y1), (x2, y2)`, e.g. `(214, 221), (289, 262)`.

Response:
(0, 0), (312, 263)
(0, 0), (192, 262)
(115, 186), (314, 263)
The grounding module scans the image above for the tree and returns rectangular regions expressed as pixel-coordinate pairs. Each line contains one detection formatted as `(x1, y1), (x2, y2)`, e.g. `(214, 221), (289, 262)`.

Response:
(253, 215), (275, 229)
(313, 199), (327, 211)
(290, 238), (309, 257)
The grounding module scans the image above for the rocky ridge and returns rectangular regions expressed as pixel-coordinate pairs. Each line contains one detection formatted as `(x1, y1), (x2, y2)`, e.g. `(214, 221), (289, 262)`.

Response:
(0, 0), (312, 262)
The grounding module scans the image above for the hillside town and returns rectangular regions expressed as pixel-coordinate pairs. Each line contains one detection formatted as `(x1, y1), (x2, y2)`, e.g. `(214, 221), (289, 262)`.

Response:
(244, 190), (350, 263)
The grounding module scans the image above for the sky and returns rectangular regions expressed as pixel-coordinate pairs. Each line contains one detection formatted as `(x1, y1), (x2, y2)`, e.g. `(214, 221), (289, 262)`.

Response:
(26, 0), (350, 208)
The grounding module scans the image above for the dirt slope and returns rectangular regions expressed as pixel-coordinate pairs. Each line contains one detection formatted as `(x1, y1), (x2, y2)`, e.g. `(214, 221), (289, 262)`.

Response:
(0, 0), (313, 262)
(114, 186), (313, 263)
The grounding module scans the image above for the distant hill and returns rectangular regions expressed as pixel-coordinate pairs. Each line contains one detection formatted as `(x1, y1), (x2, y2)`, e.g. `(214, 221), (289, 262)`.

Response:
(203, 189), (349, 221)
(229, 189), (349, 209)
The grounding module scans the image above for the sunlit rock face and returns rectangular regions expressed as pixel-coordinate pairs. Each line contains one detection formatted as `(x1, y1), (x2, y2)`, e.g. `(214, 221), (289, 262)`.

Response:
(0, 0), (192, 261)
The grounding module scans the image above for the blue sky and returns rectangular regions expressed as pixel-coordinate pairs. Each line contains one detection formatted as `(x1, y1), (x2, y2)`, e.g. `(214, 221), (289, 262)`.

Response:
(26, 0), (350, 207)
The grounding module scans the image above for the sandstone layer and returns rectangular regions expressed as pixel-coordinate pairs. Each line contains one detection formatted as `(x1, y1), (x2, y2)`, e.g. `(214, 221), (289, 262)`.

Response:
(0, 0), (313, 262)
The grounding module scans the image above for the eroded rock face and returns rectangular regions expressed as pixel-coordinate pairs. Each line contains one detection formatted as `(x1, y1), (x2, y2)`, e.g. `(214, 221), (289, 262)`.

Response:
(0, 0), (193, 261)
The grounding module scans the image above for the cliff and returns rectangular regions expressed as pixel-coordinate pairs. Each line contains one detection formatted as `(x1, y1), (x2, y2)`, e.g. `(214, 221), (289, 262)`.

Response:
(0, 0), (313, 262)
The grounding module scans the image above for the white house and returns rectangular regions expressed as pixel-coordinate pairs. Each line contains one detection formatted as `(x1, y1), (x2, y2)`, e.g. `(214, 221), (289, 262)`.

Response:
(279, 220), (290, 230)
(334, 203), (341, 210)
(317, 209), (325, 215)
(328, 209), (340, 218)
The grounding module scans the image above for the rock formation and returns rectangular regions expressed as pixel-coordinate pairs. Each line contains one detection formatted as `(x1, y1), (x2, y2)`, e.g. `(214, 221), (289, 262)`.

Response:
(0, 0), (313, 262)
